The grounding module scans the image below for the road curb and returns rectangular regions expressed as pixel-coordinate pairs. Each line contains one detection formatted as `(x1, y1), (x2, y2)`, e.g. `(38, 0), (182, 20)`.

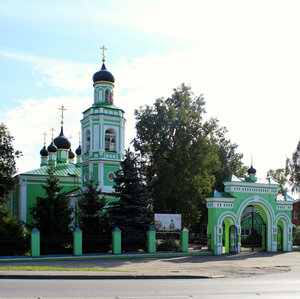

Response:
(0, 273), (215, 280)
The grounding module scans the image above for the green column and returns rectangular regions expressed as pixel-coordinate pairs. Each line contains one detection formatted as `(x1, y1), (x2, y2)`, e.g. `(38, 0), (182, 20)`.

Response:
(224, 220), (230, 253)
(73, 227), (82, 256)
(31, 227), (40, 257)
(112, 227), (121, 254)
(181, 227), (189, 252)
(147, 226), (156, 253)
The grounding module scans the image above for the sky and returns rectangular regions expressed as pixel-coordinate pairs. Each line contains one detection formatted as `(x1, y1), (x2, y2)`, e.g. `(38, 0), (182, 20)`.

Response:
(0, 0), (299, 184)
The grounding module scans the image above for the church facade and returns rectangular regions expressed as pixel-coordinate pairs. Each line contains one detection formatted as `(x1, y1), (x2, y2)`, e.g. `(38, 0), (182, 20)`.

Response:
(10, 55), (125, 225)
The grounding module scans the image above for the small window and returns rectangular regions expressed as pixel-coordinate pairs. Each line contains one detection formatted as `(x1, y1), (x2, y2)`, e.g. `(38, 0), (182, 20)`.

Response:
(105, 129), (116, 152)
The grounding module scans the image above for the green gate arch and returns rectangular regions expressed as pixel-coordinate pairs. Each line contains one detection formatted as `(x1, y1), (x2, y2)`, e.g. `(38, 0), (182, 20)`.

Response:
(206, 168), (294, 255)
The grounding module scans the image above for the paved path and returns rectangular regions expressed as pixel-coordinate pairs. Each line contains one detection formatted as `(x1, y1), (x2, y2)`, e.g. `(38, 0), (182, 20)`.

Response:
(0, 251), (299, 279)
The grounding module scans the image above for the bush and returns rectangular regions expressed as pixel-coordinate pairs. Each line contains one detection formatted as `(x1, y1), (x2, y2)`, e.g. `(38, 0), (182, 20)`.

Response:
(293, 226), (300, 246)
(157, 238), (180, 252)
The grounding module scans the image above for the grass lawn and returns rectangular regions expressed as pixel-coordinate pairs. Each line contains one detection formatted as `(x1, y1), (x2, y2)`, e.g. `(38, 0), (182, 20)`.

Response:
(0, 266), (129, 272)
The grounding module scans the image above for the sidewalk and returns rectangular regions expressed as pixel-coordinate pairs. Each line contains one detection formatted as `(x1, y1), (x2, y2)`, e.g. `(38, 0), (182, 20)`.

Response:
(0, 250), (299, 279)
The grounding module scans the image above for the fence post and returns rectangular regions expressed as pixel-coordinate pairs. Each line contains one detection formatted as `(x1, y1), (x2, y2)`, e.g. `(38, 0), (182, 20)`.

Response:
(73, 227), (82, 256)
(181, 227), (189, 252)
(112, 227), (121, 254)
(147, 226), (156, 253)
(31, 227), (40, 257)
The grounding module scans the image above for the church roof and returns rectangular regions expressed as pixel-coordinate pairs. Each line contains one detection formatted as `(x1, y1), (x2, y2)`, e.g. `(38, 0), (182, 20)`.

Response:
(223, 174), (242, 182)
(276, 193), (296, 202)
(21, 163), (81, 177)
(206, 190), (236, 198)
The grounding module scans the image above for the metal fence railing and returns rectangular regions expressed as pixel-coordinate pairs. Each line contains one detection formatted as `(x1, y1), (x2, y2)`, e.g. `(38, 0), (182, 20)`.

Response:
(40, 235), (73, 255)
(0, 236), (30, 256)
(82, 235), (111, 254)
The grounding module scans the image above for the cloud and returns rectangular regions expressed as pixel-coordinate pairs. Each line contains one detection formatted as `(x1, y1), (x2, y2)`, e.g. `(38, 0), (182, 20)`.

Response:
(4, 96), (89, 173)
(0, 51), (94, 92)
(2, 45), (299, 178)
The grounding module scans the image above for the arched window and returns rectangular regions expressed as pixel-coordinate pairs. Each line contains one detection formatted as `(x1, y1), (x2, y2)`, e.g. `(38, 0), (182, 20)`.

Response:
(105, 90), (109, 103)
(86, 130), (91, 153)
(105, 129), (116, 152)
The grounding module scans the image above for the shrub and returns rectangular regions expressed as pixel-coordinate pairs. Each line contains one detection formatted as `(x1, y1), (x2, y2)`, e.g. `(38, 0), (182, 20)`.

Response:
(157, 238), (180, 251)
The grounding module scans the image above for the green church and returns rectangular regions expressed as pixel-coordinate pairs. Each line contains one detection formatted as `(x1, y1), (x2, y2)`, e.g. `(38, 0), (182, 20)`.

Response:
(8, 52), (294, 256)
(206, 166), (294, 254)
(10, 53), (125, 226)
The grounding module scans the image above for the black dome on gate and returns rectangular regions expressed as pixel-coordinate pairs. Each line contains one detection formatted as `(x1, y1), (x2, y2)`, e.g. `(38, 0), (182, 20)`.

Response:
(93, 63), (115, 83)
(247, 165), (256, 174)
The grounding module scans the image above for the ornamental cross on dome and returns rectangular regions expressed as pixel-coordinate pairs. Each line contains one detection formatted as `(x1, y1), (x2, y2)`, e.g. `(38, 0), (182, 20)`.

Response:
(78, 131), (81, 146)
(50, 128), (55, 140)
(42, 132), (47, 146)
(58, 106), (67, 126)
(100, 45), (107, 63)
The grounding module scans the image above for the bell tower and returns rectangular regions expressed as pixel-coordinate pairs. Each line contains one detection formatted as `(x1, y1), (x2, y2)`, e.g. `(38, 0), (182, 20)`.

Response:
(80, 47), (125, 193)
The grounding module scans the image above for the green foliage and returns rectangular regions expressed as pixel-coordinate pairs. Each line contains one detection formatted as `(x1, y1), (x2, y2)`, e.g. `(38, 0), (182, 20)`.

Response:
(0, 123), (21, 200)
(30, 166), (73, 235)
(293, 226), (300, 246)
(214, 137), (247, 192)
(286, 140), (300, 193)
(78, 180), (108, 235)
(267, 168), (288, 195)
(0, 203), (24, 237)
(107, 150), (153, 233)
(134, 84), (245, 229)
(0, 123), (24, 237)
(157, 238), (180, 252)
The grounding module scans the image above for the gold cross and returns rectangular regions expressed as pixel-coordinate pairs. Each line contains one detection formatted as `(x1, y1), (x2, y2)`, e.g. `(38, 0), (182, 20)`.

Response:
(50, 128), (55, 140)
(100, 45), (107, 63)
(68, 135), (73, 142)
(78, 131), (81, 145)
(42, 132), (47, 146)
(58, 106), (67, 126)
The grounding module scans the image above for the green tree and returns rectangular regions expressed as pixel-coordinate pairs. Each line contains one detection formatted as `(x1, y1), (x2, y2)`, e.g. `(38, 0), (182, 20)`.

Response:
(214, 137), (248, 192)
(286, 140), (300, 193)
(133, 84), (245, 229)
(78, 180), (107, 235)
(107, 150), (152, 233)
(267, 168), (288, 195)
(0, 123), (23, 237)
(30, 166), (73, 235)
(0, 123), (21, 200)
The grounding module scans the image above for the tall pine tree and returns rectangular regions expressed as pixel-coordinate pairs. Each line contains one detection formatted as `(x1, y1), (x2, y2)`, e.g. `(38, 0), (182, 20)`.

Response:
(107, 150), (152, 233)
(30, 166), (73, 235)
(78, 180), (107, 235)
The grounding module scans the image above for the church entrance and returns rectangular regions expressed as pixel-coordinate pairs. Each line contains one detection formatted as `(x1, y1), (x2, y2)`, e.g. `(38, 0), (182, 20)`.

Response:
(229, 225), (238, 253)
(241, 205), (266, 252)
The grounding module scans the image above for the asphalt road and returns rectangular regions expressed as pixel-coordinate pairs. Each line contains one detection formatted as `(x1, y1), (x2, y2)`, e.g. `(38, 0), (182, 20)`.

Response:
(1, 273), (300, 299)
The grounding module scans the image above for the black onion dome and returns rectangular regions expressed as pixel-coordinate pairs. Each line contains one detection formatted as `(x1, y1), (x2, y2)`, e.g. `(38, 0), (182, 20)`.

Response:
(247, 165), (256, 174)
(75, 145), (81, 156)
(54, 127), (71, 149)
(40, 145), (48, 157)
(93, 63), (115, 83)
(68, 149), (75, 159)
(47, 141), (57, 153)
